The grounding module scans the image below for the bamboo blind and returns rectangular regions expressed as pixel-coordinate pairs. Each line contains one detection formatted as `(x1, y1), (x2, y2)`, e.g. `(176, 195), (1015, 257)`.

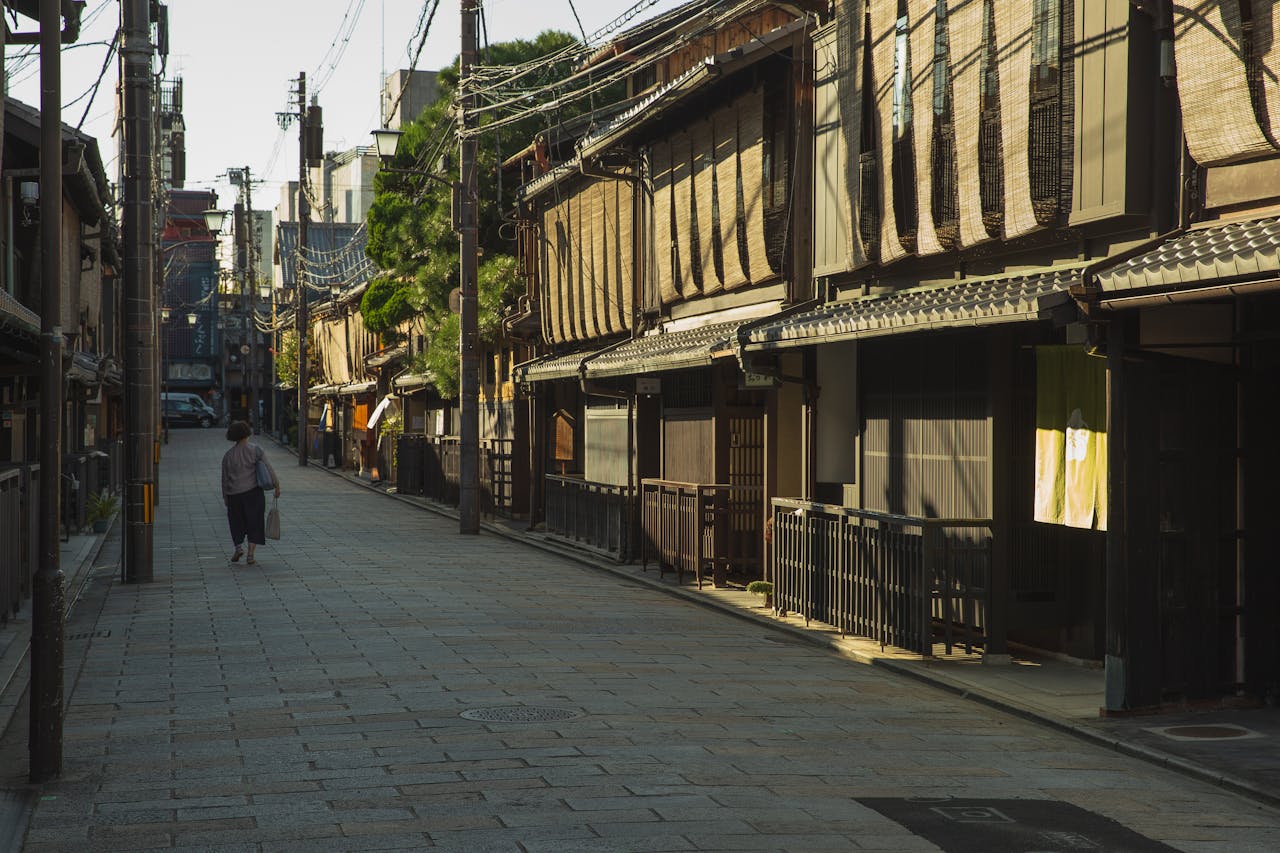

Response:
(1174, 2), (1276, 165)
(691, 116), (721, 295)
(871, 0), (907, 263)
(584, 180), (603, 339)
(671, 129), (694, 301)
(614, 178), (635, 331)
(909, 0), (944, 256)
(595, 182), (616, 335)
(571, 182), (586, 342)
(738, 85), (771, 284)
(996, 0), (1039, 238)
(1260, 8), (1280, 146)
(653, 140), (681, 305)
(838, 0), (867, 269)
(713, 103), (750, 288)
(545, 191), (573, 343)
(949, 0), (991, 247)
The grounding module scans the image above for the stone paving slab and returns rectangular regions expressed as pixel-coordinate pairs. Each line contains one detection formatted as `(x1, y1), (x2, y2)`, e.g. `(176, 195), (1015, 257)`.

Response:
(0, 429), (1277, 851)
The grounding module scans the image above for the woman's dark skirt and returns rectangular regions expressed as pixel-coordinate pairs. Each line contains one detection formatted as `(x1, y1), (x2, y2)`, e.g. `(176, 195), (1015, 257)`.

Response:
(227, 488), (266, 545)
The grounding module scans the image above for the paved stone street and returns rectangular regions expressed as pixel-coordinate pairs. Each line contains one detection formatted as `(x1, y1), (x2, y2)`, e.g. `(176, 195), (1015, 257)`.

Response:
(4, 429), (1280, 851)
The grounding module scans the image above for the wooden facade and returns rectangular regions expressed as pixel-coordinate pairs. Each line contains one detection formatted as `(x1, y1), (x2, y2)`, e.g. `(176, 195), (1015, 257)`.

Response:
(504, 0), (1280, 705)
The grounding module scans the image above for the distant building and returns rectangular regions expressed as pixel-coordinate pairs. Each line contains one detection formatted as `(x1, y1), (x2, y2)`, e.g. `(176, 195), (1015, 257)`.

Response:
(381, 69), (439, 129)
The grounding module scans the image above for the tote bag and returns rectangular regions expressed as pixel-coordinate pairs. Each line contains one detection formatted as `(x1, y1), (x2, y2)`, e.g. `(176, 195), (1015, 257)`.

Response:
(255, 447), (274, 490)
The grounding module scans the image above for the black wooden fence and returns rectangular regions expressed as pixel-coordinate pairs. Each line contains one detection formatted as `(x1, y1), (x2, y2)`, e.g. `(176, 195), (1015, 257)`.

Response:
(771, 498), (993, 656)
(543, 476), (633, 560)
(0, 463), (40, 624)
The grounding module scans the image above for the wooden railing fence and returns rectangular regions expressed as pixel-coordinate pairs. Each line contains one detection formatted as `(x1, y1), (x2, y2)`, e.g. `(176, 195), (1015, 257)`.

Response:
(771, 498), (993, 656)
(544, 476), (633, 560)
(641, 479), (763, 587)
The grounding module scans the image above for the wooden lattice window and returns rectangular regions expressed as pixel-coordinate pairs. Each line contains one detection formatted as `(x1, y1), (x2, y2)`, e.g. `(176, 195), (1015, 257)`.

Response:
(762, 70), (791, 275)
(891, 4), (918, 253)
(1030, 0), (1062, 224)
(858, 10), (880, 256)
(931, 0), (960, 249)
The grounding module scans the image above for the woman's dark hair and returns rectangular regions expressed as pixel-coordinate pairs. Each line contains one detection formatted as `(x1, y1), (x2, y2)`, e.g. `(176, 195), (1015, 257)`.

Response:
(225, 420), (252, 442)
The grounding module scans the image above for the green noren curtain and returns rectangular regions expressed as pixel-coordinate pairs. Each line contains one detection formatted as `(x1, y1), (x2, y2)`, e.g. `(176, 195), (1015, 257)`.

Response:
(1033, 345), (1107, 531)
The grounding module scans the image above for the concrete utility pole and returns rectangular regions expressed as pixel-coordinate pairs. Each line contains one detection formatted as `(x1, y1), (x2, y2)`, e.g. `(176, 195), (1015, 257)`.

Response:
(121, 0), (155, 584)
(30, 0), (65, 783)
(458, 0), (480, 534)
(296, 73), (310, 466)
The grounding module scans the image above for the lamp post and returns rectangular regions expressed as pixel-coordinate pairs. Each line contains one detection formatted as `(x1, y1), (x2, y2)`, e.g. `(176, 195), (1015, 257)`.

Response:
(370, 124), (477, 534)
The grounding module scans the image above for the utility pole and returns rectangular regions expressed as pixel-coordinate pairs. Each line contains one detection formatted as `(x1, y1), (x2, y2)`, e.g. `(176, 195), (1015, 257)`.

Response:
(122, 0), (155, 581)
(296, 73), (310, 466)
(30, 0), (65, 783)
(458, 0), (480, 534)
(243, 168), (260, 433)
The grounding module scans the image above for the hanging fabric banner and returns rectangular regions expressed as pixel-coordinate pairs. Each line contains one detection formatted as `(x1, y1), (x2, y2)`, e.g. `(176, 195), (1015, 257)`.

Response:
(1033, 345), (1107, 530)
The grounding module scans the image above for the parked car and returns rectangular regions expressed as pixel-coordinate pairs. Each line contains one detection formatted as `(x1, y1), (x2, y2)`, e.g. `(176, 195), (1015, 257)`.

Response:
(163, 398), (214, 428)
(162, 392), (214, 412)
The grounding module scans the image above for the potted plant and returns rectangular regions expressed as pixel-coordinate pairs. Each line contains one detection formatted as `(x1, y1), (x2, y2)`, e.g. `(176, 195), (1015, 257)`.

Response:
(746, 580), (774, 610)
(86, 490), (119, 534)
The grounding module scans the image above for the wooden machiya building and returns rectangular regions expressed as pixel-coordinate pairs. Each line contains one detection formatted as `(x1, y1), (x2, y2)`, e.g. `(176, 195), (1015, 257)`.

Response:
(1073, 2), (1280, 710)
(736, 0), (1280, 709)
(512, 0), (823, 575)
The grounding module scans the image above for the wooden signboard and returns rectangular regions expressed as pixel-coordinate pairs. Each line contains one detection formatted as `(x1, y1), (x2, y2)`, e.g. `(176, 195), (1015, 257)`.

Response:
(551, 409), (575, 467)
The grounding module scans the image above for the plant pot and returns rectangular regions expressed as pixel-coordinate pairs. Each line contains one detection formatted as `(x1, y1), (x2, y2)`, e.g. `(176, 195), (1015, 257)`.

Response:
(92, 519), (108, 533)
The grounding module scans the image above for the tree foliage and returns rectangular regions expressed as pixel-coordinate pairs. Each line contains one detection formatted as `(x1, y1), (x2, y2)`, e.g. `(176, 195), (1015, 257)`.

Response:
(275, 329), (298, 388)
(364, 30), (586, 396)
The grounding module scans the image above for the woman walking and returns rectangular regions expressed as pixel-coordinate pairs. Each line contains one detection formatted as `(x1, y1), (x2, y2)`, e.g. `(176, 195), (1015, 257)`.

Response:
(221, 420), (280, 565)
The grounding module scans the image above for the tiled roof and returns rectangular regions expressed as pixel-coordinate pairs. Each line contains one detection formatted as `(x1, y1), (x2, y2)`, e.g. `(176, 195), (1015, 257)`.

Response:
(1095, 217), (1280, 293)
(745, 268), (1082, 351)
(515, 348), (603, 383)
(585, 319), (741, 378)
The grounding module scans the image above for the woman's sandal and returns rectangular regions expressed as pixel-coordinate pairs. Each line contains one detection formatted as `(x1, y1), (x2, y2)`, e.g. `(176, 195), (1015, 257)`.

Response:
(231, 548), (244, 563)
(246, 557), (257, 566)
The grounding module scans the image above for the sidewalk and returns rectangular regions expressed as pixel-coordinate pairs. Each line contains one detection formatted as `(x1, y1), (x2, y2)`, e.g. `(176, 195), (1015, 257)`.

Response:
(305, 444), (1280, 812)
(0, 521), (119, 746)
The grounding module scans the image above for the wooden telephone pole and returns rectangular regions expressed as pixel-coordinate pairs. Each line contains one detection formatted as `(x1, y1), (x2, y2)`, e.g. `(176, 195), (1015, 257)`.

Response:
(458, 0), (480, 534)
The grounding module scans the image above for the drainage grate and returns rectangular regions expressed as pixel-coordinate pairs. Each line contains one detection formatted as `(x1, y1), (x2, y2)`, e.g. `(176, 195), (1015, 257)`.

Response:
(1148, 724), (1262, 742)
(460, 706), (585, 723)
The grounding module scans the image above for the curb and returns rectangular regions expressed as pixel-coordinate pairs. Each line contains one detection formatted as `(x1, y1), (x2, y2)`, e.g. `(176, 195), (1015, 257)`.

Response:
(284, 444), (1280, 814)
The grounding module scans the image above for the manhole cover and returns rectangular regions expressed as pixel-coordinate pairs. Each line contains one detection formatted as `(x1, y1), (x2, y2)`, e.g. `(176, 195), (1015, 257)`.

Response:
(460, 706), (585, 723)
(1148, 724), (1262, 742)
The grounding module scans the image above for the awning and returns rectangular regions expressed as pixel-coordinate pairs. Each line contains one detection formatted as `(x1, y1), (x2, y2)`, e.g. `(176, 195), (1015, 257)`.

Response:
(339, 381), (376, 395)
(366, 345), (406, 369)
(1092, 217), (1280, 306)
(744, 267), (1082, 351)
(514, 347), (604, 384)
(309, 384), (340, 397)
(66, 351), (100, 384)
(585, 319), (742, 378)
(393, 372), (434, 392)
(0, 289), (39, 334)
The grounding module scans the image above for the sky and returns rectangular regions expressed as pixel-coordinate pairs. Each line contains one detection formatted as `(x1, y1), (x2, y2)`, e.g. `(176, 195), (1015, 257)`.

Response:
(5, 0), (685, 217)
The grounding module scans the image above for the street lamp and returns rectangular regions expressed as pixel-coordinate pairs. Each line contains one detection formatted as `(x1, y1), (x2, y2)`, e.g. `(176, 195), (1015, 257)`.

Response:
(370, 128), (454, 186)
(371, 127), (402, 161)
(202, 207), (228, 235)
